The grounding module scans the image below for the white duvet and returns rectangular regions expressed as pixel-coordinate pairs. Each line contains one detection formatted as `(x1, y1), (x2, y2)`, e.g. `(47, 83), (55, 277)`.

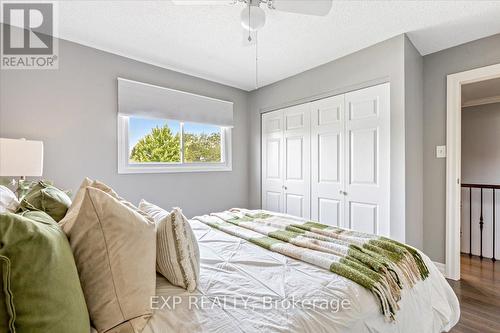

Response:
(143, 219), (459, 333)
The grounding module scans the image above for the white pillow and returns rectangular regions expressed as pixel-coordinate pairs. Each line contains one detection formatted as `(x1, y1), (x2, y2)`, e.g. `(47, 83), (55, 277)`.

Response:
(139, 200), (200, 292)
(0, 185), (19, 213)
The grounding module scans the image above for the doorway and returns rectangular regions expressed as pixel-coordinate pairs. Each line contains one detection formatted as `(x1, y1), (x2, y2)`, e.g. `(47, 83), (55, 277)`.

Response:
(460, 78), (500, 262)
(446, 63), (500, 280)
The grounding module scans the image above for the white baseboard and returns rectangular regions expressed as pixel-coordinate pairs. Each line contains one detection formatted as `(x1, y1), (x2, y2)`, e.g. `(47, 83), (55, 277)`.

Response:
(433, 261), (446, 276)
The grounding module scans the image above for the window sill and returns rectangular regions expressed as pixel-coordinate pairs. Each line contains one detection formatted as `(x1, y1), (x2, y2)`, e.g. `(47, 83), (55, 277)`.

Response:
(118, 164), (232, 174)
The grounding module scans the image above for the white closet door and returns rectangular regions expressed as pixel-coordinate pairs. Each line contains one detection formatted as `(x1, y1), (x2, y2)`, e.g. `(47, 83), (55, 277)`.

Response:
(283, 104), (311, 219)
(261, 110), (284, 213)
(344, 83), (390, 236)
(311, 95), (345, 226)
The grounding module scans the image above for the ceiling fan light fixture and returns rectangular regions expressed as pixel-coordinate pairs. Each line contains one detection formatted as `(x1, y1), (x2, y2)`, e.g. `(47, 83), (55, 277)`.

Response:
(240, 5), (266, 31)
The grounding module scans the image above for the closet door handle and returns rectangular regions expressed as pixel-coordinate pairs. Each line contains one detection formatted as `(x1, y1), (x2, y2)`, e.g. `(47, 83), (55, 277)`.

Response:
(283, 185), (288, 190)
(339, 190), (348, 196)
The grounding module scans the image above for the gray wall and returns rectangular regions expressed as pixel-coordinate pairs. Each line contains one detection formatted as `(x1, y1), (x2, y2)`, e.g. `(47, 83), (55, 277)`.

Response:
(423, 33), (500, 263)
(404, 36), (424, 250)
(462, 103), (500, 184)
(0, 32), (250, 218)
(248, 35), (411, 244)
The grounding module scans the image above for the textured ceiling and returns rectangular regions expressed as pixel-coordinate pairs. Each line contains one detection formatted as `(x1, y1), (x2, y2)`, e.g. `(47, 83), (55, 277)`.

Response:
(49, 1), (500, 90)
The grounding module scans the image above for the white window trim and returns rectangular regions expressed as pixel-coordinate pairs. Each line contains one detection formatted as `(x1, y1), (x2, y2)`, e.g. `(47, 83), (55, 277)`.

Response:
(117, 115), (232, 174)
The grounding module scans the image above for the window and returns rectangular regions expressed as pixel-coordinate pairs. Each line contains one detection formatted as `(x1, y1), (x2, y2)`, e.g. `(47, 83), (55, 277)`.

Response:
(183, 122), (222, 163)
(119, 116), (231, 173)
(117, 78), (233, 174)
(129, 117), (181, 163)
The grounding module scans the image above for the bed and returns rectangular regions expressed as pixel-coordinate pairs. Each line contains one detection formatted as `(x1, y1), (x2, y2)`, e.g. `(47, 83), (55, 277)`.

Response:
(142, 214), (460, 333)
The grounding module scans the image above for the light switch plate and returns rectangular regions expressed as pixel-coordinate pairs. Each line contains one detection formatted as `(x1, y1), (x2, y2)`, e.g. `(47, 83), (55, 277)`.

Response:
(436, 145), (446, 158)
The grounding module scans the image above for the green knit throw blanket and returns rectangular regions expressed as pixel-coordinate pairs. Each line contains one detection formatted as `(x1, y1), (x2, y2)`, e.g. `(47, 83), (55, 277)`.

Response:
(193, 209), (429, 321)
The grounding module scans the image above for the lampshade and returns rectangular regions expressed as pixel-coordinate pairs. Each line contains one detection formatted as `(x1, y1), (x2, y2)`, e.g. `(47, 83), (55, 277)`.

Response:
(0, 138), (44, 177)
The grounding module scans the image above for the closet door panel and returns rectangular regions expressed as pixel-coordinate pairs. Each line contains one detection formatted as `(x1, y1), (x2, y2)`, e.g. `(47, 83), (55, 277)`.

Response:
(318, 198), (341, 226)
(349, 128), (378, 184)
(265, 191), (282, 212)
(261, 110), (284, 213)
(311, 95), (345, 226)
(283, 104), (311, 219)
(266, 138), (281, 178)
(285, 194), (304, 217)
(349, 202), (378, 234)
(344, 83), (390, 236)
(318, 133), (340, 182)
(285, 137), (304, 180)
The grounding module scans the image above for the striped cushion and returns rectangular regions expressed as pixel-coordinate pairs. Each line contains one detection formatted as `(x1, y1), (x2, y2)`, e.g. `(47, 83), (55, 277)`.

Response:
(139, 200), (200, 292)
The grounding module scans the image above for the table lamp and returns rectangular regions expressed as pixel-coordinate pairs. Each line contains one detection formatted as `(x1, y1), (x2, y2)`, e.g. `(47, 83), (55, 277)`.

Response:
(0, 138), (44, 197)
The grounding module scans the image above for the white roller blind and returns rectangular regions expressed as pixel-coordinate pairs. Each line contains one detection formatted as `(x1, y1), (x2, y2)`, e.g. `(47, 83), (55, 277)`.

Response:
(118, 78), (234, 127)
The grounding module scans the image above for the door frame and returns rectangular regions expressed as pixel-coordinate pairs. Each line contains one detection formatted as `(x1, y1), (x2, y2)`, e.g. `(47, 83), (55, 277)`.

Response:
(446, 63), (500, 280)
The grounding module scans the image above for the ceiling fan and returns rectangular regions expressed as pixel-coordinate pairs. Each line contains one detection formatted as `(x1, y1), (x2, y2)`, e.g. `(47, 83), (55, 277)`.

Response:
(171, 0), (333, 88)
(238, 0), (332, 32)
(172, 0), (333, 37)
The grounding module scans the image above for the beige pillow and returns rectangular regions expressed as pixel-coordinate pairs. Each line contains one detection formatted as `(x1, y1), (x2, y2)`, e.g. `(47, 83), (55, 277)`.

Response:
(60, 178), (154, 230)
(62, 186), (156, 333)
(59, 177), (93, 231)
(139, 200), (200, 292)
(89, 180), (153, 223)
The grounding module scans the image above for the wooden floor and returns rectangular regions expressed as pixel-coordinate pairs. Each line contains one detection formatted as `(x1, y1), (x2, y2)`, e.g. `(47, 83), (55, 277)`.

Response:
(447, 254), (500, 333)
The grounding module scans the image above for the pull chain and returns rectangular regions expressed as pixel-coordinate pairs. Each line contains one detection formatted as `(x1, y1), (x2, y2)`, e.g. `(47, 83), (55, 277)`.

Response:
(255, 30), (259, 89)
(248, 4), (252, 42)
(246, 1), (259, 89)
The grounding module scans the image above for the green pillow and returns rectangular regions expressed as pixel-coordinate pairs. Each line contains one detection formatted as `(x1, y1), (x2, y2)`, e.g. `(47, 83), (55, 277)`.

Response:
(0, 212), (90, 333)
(18, 181), (72, 222)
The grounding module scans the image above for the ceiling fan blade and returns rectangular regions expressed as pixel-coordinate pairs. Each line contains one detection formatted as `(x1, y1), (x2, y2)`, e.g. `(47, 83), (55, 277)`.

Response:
(270, 0), (332, 16)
